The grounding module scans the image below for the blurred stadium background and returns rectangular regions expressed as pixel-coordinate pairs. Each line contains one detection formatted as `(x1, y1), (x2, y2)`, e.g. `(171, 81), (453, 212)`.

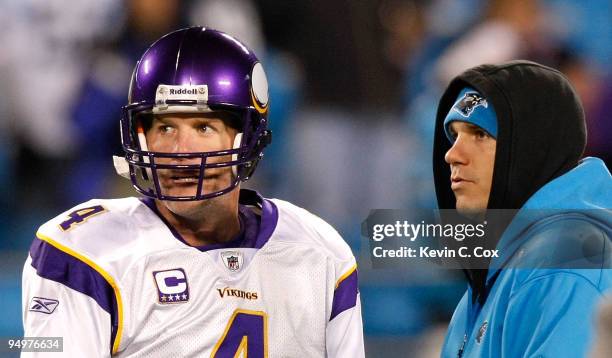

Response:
(0, 0), (610, 356)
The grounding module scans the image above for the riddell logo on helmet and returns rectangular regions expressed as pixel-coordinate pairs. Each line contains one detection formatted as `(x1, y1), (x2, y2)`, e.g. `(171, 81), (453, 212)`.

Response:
(154, 85), (209, 106)
(169, 88), (198, 95)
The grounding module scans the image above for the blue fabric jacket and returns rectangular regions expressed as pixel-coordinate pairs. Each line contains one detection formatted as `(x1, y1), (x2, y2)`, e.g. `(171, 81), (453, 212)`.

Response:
(441, 157), (612, 357)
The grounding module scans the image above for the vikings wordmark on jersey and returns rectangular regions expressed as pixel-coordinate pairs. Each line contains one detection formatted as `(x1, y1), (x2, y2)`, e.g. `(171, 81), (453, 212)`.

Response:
(22, 190), (364, 357)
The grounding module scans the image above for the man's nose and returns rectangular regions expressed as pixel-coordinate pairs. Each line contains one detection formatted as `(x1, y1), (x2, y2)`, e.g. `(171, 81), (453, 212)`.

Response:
(444, 136), (468, 166)
(174, 129), (198, 153)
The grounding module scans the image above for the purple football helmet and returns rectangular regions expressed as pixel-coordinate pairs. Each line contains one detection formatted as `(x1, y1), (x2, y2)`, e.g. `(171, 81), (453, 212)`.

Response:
(115, 27), (271, 201)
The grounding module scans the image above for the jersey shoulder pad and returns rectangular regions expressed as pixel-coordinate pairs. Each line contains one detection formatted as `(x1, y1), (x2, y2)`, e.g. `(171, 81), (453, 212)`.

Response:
(38, 197), (137, 243)
(269, 198), (355, 262)
(34, 197), (175, 271)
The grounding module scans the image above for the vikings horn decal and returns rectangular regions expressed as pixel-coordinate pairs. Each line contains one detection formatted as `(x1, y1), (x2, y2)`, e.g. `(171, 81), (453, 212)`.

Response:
(251, 62), (269, 113)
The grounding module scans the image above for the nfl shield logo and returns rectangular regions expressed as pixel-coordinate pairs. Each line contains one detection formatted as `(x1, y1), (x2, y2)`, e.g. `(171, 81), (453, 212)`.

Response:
(221, 251), (243, 272)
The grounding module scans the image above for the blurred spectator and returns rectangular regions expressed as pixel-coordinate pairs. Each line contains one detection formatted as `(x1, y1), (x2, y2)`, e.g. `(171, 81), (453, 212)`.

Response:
(0, 0), (123, 246)
(435, 0), (546, 83)
(254, 0), (411, 230)
(544, 0), (612, 75)
(189, 0), (265, 55)
(188, 0), (304, 195)
(551, 48), (611, 167)
(259, 0), (401, 112)
(68, 0), (185, 205)
(378, 0), (426, 71)
(1, 0), (122, 157)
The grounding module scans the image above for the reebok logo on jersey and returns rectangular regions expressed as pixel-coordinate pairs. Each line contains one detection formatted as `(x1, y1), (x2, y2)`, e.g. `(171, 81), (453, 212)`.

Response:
(29, 297), (59, 314)
(217, 287), (258, 300)
(153, 268), (190, 304)
(220, 251), (243, 272)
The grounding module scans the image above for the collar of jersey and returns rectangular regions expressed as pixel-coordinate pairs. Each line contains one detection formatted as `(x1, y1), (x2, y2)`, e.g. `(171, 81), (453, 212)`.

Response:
(139, 189), (278, 251)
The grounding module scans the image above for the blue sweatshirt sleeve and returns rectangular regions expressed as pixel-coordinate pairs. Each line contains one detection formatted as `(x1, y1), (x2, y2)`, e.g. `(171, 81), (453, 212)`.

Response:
(503, 271), (603, 357)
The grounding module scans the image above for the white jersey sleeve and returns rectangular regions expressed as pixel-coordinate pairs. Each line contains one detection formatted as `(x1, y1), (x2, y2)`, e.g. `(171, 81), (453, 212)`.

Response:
(22, 199), (130, 357)
(270, 199), (365, 357)
(322, 232), (364, 358)
(22, 255), (111, 357)
(326, 271), (365, 358)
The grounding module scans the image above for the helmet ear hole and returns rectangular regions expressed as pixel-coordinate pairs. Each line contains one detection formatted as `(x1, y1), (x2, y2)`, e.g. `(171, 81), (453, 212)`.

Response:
(239, 129), (272, 181)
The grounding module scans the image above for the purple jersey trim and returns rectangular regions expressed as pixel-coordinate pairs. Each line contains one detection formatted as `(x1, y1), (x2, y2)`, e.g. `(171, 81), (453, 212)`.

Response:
(254, 194), (278, 249)
(29, 237), (119, 354)
(139, 189), (278, 251)
(330, 269), (359, 321)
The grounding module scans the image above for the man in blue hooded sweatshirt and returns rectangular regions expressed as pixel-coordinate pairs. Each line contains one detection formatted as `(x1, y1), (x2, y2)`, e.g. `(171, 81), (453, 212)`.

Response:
(433, 60), (612, 357)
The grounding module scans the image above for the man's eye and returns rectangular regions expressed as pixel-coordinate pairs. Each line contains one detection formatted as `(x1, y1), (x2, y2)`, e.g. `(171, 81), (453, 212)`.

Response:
(160, 125), (173, 133)
(199, 125), (212, 133)
(476, 130), (488, 139)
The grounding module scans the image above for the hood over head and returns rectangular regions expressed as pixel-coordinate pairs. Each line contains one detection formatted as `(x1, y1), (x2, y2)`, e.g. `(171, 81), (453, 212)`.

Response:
(433, 60), (586, 211)
(433, 60), (588, 300)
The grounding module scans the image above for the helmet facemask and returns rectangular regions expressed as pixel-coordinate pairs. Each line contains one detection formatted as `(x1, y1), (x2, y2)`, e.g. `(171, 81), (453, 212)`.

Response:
(118, 103), (270, 201)
(113, 28), (271, 201)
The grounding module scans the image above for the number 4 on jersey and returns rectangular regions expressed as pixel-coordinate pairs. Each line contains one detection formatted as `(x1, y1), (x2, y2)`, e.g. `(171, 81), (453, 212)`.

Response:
(59, 205), (107, 231)
(211, 309), (268, 358)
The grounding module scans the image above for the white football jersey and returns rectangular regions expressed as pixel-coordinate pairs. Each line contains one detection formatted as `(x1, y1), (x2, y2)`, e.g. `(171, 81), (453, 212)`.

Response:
(22, 190), (364, 357)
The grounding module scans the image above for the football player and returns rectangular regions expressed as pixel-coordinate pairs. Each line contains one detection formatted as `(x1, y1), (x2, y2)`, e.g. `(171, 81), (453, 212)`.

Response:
(22, 27), (364, 357)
